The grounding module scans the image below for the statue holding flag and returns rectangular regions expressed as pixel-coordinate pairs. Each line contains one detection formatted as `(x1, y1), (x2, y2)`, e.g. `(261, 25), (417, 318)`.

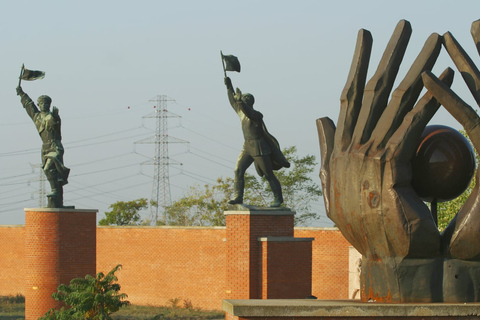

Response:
(221, 52), (290, 207)
(16, 65), (71, 208)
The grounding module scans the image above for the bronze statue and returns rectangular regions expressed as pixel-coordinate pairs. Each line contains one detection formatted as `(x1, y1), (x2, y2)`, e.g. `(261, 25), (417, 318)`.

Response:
(222, 53), (290, 207)
(17, 79), (70, 208)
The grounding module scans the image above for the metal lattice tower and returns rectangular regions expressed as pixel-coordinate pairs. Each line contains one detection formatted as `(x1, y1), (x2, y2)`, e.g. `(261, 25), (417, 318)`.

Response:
(29, 163), (46, 207)
(135, 95), (188, 225)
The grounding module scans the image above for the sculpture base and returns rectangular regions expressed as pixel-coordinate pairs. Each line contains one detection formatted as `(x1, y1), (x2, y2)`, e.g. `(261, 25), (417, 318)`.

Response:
(444, 259), (480, 302)
(223, 299), (480, 319)
(361, 256), (443, 302)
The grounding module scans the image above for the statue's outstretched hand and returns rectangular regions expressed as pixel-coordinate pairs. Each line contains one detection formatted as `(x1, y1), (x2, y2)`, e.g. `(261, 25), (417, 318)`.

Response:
(317, 20), (454, 302)
(16, 86), (23, 96)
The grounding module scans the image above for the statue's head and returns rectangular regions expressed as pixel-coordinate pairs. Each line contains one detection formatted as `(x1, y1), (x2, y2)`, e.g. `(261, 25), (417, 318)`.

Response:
(37, 95), (52, 112)
(241, 93), (255, 107)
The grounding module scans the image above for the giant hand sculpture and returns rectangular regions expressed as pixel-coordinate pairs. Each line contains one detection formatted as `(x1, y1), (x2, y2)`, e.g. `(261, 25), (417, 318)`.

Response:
(422, 19), (480, 303)
(316, 20), (454, 302)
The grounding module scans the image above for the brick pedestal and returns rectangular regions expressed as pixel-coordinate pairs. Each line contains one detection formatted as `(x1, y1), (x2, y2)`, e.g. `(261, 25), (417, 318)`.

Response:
(225, 206), (312, 300)
(25, 208), (97, 320)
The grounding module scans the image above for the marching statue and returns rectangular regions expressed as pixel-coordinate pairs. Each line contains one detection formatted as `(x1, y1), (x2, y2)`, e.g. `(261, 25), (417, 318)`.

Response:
(221, 52), (290, 207)
(16, 65), (70, 208)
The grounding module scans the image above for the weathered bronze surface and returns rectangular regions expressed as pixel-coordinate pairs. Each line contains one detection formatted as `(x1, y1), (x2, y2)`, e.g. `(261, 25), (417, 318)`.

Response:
(318, 18), (480, 303)
(222, 54), (290, 207)
(421, 19), (480, 303)
(316, 20), (459, 302)
(412, 125), (475, 203)
(17, 84), (70, 208)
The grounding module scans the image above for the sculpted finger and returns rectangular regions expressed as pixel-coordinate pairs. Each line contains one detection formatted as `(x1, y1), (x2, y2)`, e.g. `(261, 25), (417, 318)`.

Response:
(422, 70), (480, 150)
(444, 31), (480, 106)
(370, 33), (442, 151)
(317, 117), (336, 216)
(336, 29), (372, 151)
(471, 19), (480, 57)
(353, 20), (412, 145)
(387, 68), (454, 161)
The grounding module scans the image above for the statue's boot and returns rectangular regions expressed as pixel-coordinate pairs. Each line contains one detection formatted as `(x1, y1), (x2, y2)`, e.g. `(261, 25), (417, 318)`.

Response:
(269, 180), (283, 207)
(228, 180), (244, 205)
(47, 189), (59, 198)
(44, 168), (64, 207)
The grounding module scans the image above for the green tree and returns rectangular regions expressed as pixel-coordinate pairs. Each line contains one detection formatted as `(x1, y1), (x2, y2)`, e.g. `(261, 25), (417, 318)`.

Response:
(164, 174), (263, 226)
(40, 265), (129, 320)
(99, 198), (149, 226)
(165, 146), (322, 226)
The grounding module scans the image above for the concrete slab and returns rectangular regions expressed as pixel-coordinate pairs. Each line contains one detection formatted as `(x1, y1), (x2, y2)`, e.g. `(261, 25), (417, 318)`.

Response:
(223, 299), (480, 317)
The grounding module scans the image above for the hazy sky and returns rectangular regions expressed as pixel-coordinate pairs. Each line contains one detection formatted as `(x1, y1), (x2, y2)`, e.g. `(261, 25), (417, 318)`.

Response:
(1, 1), (480, 226)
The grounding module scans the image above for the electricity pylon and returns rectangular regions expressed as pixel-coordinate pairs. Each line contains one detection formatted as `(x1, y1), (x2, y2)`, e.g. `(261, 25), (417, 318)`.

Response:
(135, 95), (188, 225)
(29, 163), (46, 207)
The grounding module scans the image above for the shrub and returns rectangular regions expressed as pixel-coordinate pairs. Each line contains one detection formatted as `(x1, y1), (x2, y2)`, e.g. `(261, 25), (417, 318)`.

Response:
(40, 264), (129, 320)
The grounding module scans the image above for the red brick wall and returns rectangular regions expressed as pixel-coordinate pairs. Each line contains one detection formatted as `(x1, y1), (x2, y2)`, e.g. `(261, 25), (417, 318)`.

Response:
(0, 225), (350, 310)
(96, 226), (227, 311)
(0, 225), (25, 297)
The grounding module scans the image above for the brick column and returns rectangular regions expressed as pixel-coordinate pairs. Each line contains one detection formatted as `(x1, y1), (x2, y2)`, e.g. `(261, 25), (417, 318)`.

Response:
(225, 206), (295, 300)
(25, 208), (97, 320)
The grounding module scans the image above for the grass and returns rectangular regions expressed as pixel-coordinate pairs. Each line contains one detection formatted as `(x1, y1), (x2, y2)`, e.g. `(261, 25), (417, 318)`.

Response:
(0, 295), (25, 320)
(112, 304), (224, 319)
(0, 295), (224, 320)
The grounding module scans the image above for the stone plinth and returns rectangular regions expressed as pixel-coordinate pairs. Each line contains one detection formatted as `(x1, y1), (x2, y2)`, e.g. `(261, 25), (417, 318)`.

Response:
(223, 299), (480, 320)
(25, 208), (97, 320)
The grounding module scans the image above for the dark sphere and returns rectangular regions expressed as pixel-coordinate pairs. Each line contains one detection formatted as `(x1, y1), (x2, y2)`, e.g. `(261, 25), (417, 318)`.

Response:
(411, 125), (475, 203)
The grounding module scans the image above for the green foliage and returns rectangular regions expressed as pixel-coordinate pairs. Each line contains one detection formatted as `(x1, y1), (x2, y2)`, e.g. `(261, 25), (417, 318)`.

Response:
(259, 146), (323, 225)
(436, 177), (475, 231)
(0, 294), (24, 318)
(163, 177), (232, 226)
(39, 265), (129, 320)
(0, 294), (24, 304)
(165, 146), (322, 226)
(99, 198), (149, 226)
